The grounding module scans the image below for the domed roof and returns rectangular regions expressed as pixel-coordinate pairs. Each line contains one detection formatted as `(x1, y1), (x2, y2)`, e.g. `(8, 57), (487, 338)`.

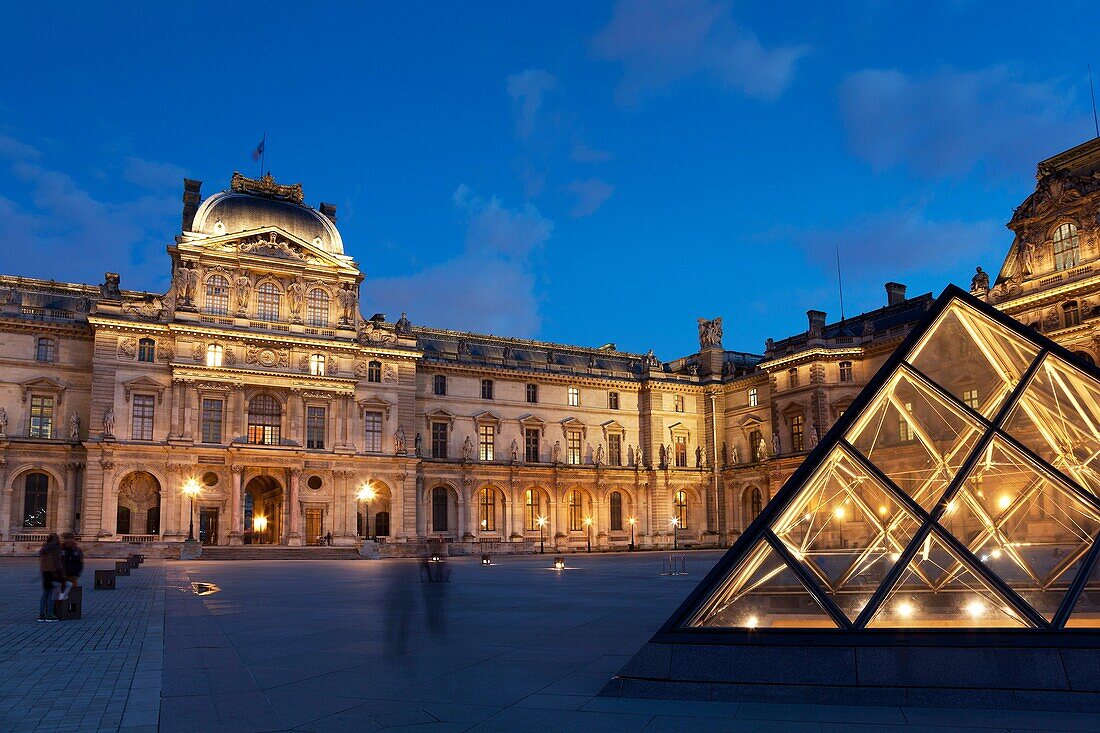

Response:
(190, 172), (344, 256)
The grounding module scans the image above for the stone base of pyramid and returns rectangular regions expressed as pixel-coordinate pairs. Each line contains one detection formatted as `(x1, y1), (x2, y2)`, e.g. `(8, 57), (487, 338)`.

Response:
(601, 633), (1100, 710)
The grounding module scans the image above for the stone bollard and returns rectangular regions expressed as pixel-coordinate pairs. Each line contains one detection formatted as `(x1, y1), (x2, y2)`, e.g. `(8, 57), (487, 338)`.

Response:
(127, 555), (140, 569)
(114, 561), (131, 577)
(55, 586), (82, 620)
(94, 569), (116, 590)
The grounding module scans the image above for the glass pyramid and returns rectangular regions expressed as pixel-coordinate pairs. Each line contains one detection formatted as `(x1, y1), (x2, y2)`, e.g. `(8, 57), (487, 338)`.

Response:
(680, 287), (1100, 631)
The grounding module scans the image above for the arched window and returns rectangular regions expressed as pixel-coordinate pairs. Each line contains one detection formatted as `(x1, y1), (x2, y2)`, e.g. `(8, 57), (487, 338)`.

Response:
(674, 490), (688, 530)
(256, 282), (281, 322)
(22, 472), (49, 527)
(1075, 350), (1096, 365)
(138, 338), (156, 363)
(432, 487), (449, 532)
(1064, 301), (1082, 328)
(748, 487), (763, 521)
(307, 288), (330, 327)
(146, 506), (160, 535)
(247, 394), (281, 445)
(479, 488), (496, 531)
(1053, 223), (1081, 271)
(116, 505), (131, 534)
(568, 489), (584, 531)
(35, 337), (56, 363)
(206, 343), (223, 367)
(609, 491), (623, 531)
(205, 275), (230, 315)
(367, 360), (382, 383)
(524, 489), (541, 531)
(309, 354), (326, 376)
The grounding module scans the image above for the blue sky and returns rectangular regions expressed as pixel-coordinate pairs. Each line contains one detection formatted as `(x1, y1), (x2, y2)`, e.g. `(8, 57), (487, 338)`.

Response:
(0, 1), (1097, 359)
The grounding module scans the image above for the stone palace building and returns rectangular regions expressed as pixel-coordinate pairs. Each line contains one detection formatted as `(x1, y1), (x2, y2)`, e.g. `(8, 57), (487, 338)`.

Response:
(3, 137), (1100, 554)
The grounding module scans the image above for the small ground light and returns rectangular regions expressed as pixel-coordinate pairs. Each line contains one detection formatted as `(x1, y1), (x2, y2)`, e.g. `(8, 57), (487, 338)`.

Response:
(481, 554), (491, 565)
(745, 615), (759, 629)
(553, 556), (565, 570)
(896, 600), (916, 619)
(964, 599), (986, 618)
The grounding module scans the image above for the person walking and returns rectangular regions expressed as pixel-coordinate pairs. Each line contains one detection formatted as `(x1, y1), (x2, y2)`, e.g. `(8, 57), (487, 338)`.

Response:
(37, 534), (65, 622)
(59, 532), (83, 601)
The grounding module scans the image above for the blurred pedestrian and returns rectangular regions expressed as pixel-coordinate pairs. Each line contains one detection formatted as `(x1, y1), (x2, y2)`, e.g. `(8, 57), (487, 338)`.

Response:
(37, 533), (65, 622)
(59, 532), (83, 601)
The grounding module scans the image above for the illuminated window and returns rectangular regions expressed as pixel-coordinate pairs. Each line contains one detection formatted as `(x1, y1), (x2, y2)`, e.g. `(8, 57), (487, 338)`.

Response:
(749, 429), (763, 461)
(526, 383), (538, 403)
(364, 411), (382, 452)
(1053, 222), (1080, 271)
(247, 394), (281, 445)
(748, 487), (763, 521)
(567, 430), (582, 465)
(131, 394), (154, 441)
(568, 386), (579, 407)
(306, 406), (326, 449)
(674, 490), (688, 530)
(608, 391), (619, 410)
(568, 489), (584, 531)
(525, 489), (541, 531)
(790, 415), (804, 452)
(609, 491), (623, 531)
(1064, 301), (1082, 328)
(479, 488), (496, 531)
(674, 394), (685, 412)
(29, 396), (54, 439)
(201, 399), (223, 444)
(788, 368), (799, 389)
(433, 374), (447, 396)
(256, 282), (280, 321)
(608, 433), (622, 466)
(431, 422), (448, 458)
(138, 338), (155, 363)
(899, 401), (914, 441)
(748, 388), (758, 407)
(479, 424), (494, 461)
(205, 275), (230, 315)
(367, 360), (382, 383)
(35, 337), (55, 363)
(962, 389), (979, 410)
(481, 379), (494, 400)
(206, 344), (223, 367)
(22, 473), (48, 527)
(307, 288), (330, 327)
(674, 435), (688, 467)
(309, 354), (326, 376)
(524, 428), (540, 462)
(839, 361), (853, 382)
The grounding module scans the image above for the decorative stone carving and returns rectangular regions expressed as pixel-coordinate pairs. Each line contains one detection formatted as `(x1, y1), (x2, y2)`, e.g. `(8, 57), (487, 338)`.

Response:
(193, 343), (204, 362)
(117, 338), (136, 359)
(414, 432), (422, 457)
(595, 443), (604, 465)
(354, 360), (368, 377)
(552, 440), (562, 463)
(698, 317), (723, 348)
(357, 321), (396, 345)
(326, 356), (338, 375)
(233, 271), (252, 313)
(1043, 308), (1060, 331)
(395, 428), (406, 455)
(970, 266), (990, 292)
(0, 407), (8, 437)
(223, 347), (235, 366)
(287, 277), (305, 320)
(510, 439), (519, 462)
(395, 312), (412, 335)
(230, 171), (304, 203)
(462, 436), (473, 461)
(645, 349), (661, 368)
(69, 413), (80, 440)
(772, 432), (781, 456)
(695, 445), (703, 468)
(382, 364), (398, 383)
(336, 283), (357, 324)
(238, 232), (307, 261)
(174, 263), (199, 305)
(99, 272), (122, 300)
(103, 407), (116, 438)
(122, 295), (166, 321)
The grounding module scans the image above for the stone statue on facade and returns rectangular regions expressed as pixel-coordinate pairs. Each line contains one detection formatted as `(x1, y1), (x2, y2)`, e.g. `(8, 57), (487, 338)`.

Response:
(233, 271), (252, 312)
(645, 349), (661, 369)
(336, 283), (358, 324)
(287, 277), (305, 319)
(0, 406), (7, 437)
(99, 272), (122, 300)
(395, 428), (406, 455)
(103, 407), (116, 438)
(414, 432), (423, 457)
(174, 263), (199, 305)
(772, 432), (781, 456)
(69, 413), (80, 440)
(462, 435), (473, 461)
(970, 266), (990, 292)
(552, 440), (562, 464)
(730, 444), (739, 465)
(1020, 240), (1037, 277)
(595, 443), (604, 465)
(809, 424), (819, 448)
(510, 438), (519, 462)
(695, 445), (703, 467)
(634, 445), (642, 467)
(698, 317), (723, 348)
(758, 437), (769, 461)
(395, 312), (412, 335)
(659, 443), (668, 468)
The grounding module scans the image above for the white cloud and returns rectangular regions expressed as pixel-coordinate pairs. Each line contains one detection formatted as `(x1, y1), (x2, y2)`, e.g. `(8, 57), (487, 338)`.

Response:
(592, 0), (807, 105)
(565, 178), (614, 217)
(506, 69), (559, 140)
(839, 66), (1091, 178)
(123, 157), (188, 191)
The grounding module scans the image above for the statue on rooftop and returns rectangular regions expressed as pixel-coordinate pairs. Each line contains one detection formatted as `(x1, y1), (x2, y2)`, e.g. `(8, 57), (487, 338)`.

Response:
(970, 266), (990, 292)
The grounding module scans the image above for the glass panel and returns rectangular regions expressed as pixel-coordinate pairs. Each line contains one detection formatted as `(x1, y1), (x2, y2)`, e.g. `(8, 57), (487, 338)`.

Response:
(1066, 552), (1100, 628)
(771, 446), (921, 621)
(688, 539), (838, 629)
(940, 436), (1100, 621)
(1003, 354), (1100, 499)
(906, 301), (1039, 419)
(866, 531), (1030, 628)
(846, 367), (985, 510)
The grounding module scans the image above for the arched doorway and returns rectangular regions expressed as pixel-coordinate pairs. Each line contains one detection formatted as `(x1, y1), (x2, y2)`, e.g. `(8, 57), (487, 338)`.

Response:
(116, 471), (161, 537)
(475, 486), (506, 535)
(244, 475), (284, 544)
(429, 484), (458, 537)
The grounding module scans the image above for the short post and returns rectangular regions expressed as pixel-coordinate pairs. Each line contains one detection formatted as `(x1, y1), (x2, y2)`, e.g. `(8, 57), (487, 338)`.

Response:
(114, 560), (130, 576)
(94, 569), (116, 589)
(55, 585), (82, 620)
(553, 556), (565, 570)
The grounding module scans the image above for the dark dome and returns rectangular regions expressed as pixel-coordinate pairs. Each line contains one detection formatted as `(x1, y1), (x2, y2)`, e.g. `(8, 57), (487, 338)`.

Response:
(190, 187), (343, 255)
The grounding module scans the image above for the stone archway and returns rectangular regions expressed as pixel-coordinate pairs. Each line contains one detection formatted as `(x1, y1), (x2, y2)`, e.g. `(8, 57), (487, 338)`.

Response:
(244, 475), (284, 544)
(116, 471), (161, 536)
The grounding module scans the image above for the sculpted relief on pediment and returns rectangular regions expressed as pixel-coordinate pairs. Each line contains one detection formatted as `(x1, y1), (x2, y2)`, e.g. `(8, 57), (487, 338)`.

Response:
(201, 231), (329, 266)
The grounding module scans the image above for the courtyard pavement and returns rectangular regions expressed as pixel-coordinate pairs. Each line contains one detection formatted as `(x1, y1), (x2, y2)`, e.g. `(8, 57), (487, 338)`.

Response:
(2, 551), (1099, 732)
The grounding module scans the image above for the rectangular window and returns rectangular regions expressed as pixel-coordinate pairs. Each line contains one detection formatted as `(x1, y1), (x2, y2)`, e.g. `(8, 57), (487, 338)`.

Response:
(608, 391), (619, 410)
(962, 389), (979, 410)
(526, 383), (538, 403)
(608, 433), (622, 466)
(748, 387), (758, 407)
(364, 411), (383, 452)
(788, 368), (799, 389)
(306, 406), (326, 449)
(900, 402), (914, 441)
(201, 399), (223, 444)
(433, 374), (447, 396)
(568, 386), (579, 407)
(839, 361), (853, 382)
(478, 424), (494, 461)
(524, 428), (540, 462)
(138, 339), (155, 363)
(567, 430), (582, 465)
(481, 379), (494, 400)
(29, 395), (54, 439)
(791, 415), (804, 452)
(674, 436), (687, 467)
(674, 394), (685, 412)
(749, 429), (762, 461)
(131, 395), (155, 441)
(431, 422), (448, 459)
(35, 338), (56, 363)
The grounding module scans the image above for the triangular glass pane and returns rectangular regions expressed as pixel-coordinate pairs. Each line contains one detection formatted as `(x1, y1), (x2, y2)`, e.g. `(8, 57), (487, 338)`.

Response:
(1066, 552), (1100, 628)
(906, 301), (1039, 420)
(846, 367), (985, 510)
(1003, 353), (1100, 499)
(688, 539), (838, 629)
(941, 436), (1100, 621)
(866, 530), (1030, 628)
(771, 446), (921, 621)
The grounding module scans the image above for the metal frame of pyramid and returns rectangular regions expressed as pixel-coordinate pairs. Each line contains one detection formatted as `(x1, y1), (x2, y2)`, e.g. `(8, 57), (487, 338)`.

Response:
(604, 286), (1100, 705)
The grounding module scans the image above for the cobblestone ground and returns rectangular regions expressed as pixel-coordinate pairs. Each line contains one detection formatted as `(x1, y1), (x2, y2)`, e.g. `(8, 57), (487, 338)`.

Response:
(0, 558), (164, 733)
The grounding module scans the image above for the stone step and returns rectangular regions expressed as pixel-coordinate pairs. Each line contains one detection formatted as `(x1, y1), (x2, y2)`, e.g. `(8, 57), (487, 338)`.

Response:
(196, 546), (364, 560)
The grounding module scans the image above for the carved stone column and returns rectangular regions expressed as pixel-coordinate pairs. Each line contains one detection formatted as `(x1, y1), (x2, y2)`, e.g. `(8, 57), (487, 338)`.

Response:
(415, 474), (425, 538)
(229, 466), (243, 545)
(393, 470), (407, 540)
(98, 459), (118, 538)
(233, 387), (246, 443)
(182, 381), (195, 441)
(288, 391), (304, 445)
(0, 459), (9, 540)
(57, 463), (78, 534)
(287, 468), (303, 545)
(168, 381), (183, 439)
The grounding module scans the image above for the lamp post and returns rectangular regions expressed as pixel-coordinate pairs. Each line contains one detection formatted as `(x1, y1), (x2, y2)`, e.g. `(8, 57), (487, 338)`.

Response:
(357, 482), (376, 541)
(671, 516), (679, 550)
(536, 515), (547, 554)
(628, 516), (636, 552)
(584, 516), (593, 553)
(253, 515), (268, 545)
(182, 479), (201, 542)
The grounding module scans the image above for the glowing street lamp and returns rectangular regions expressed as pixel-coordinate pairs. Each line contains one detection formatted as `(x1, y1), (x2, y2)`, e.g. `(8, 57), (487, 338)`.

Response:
(536, 515), (547, 554)
(583, 516), (593, 553)
(253, 515), (268, 544)
(628, 516), (637, 551)
(670, 516), (680, 550)
(357, 482), (376, 540)
(182, 478), (202, 542)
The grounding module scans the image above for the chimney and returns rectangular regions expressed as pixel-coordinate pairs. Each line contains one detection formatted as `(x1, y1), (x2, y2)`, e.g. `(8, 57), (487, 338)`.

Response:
(807, 310), (826, 336)
(182, 179), (202, 232)
(885, 282), (907, 306)
(319, 202), (337, 225)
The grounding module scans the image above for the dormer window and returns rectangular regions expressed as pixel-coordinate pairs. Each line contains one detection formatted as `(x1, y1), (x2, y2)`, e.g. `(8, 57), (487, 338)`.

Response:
(1053, 223), (1080, 271)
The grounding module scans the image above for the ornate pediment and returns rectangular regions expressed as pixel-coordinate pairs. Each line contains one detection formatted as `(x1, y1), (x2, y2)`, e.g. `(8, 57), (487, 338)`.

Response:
(20, 376), (67, 404)
(473, 410), (502, 427)
(601, 420), (627, 439)
(737, 414), (765, 429)
(560, 416), (587, 439)
(425, 407), (456, 428)
(122, 376), (168, 404)
(357, 395), (392, 420)
(230, 171), (304, 203)
(197, 228), (343, 268)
